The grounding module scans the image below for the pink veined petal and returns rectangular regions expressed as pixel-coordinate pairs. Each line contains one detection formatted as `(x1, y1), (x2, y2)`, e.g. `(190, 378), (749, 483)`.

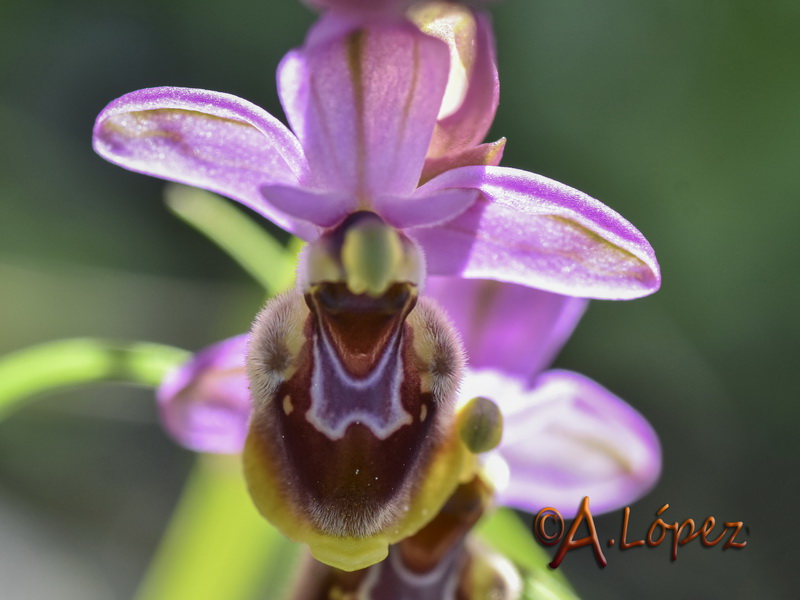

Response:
(156, 334), (251, 454)
(409, 165), (662, 300)
(424, 9), (500, 159)
(374, 188), (479, 229)
(462, 369), (661, 517)
(425, 277), (588, 383)
(278, 17), (450, 199)
(261, 185), (357, 228)
(92, 87), (317, 239)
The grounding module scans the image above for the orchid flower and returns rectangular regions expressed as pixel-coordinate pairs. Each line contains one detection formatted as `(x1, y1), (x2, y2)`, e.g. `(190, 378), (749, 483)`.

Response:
(94, 4), (660, 574)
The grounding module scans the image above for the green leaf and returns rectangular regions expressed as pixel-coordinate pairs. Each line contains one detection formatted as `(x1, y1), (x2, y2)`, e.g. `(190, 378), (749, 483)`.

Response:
(0, 338), (189, 421)
(134, 455), (300, 600)
(165, 184), (299, 295)
(476, 508), (580, 600)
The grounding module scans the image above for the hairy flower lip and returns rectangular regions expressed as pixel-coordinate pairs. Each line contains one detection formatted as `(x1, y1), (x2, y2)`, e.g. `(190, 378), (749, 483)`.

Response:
(242, 287), (472, 571)
(243, 414), (473, 572)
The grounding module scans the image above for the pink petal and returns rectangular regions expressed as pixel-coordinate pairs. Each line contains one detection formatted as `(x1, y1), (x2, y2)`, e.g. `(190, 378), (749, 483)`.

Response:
(425, 277), (587, 382)
(463, 369), (661, 517)
(374, 188), (479, 229)
(93, 87), (317, 239)
(261, 185), (356, 228)
(277, 17), (450, 199)
(156, 335), (251, 454)
(410, 166), (662, 300)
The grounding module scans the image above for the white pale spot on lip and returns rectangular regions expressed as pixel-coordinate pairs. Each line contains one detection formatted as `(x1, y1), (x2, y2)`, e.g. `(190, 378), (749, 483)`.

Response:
(282, 394), (293, 415)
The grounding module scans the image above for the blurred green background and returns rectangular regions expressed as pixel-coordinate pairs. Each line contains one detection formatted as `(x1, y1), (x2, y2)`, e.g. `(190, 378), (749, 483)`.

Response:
(1, 0), (797, 598)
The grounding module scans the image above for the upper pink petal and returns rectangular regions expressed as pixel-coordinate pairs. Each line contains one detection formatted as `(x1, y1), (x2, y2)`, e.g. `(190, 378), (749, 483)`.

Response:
(409, 165), (662, 300)
(93, 87), (317, 239)
(277, 16), (450, 200)
(156, 335), (251, 454)
(425, 277), (587, 383)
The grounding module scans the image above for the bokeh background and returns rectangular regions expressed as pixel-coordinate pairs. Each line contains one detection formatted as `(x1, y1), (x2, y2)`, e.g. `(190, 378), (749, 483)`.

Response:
(1, 0), (797, 598)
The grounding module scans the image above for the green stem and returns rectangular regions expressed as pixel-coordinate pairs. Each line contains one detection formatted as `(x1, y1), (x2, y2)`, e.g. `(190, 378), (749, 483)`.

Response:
(0, 338), (189, 421)
(165, 184), (298, 296)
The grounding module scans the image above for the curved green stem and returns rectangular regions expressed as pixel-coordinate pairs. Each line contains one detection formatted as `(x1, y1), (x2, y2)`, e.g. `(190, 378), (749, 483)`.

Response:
(165, 184), (299, 296)
(0, 338), (189, 421)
